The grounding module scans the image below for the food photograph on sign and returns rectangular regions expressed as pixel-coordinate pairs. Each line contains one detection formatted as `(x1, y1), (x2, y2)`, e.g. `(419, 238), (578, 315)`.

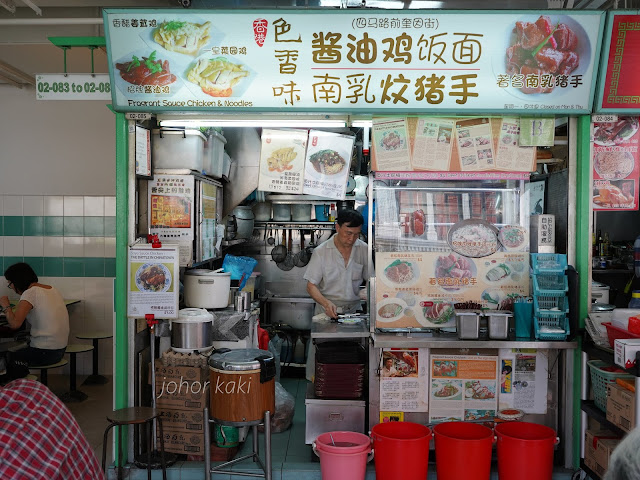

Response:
(593, 116), (640, 211)
(499, 14), (589, 96)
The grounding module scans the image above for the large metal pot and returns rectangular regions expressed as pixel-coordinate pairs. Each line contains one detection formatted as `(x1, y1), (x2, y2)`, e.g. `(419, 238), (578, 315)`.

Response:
(183, 269), (231, 309)
(208, 348), (276, 425)
(171, 308), (214, 353)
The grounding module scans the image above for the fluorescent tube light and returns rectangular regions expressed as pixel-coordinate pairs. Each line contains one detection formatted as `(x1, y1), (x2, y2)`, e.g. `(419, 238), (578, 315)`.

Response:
(160, 119), (347, 128)
(351, 120), (373, 128)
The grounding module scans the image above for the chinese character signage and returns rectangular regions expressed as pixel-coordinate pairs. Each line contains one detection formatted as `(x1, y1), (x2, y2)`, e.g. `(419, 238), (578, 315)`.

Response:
(103, 9), (604, 114)
(596, 13), (640, 113)
(592, 116), (640, 211)
(375, 251), (529, 330)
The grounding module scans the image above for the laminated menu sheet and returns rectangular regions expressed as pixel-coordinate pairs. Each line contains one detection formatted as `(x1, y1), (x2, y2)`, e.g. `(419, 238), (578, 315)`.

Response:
(495, 117), (537, 172)
(455, 118), (496, 171)
(498, 349), (549, 414)
(302, 130), (354, 199)
(429, 354), (498, 424)
(411, 117), (455, 171)
(258, 128), (307, 194)
(380, 348), (429, 412)
(372, 117), (412, 171)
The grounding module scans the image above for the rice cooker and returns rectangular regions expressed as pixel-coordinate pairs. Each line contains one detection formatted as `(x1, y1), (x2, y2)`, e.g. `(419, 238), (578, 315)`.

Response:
(171, 308), (214, 353)
(208, 348), (276, 425)
(592, 281), (610, 304)
(183, 269), (231, 309)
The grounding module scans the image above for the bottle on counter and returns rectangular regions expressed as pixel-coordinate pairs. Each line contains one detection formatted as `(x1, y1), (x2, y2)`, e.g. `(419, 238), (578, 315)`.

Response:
(329, 203), (337, 222)
(629, 290), (640, 309)
(597, 229), (603, 256)
(603, 232), (610, 257)
(634, 234), (640, 277)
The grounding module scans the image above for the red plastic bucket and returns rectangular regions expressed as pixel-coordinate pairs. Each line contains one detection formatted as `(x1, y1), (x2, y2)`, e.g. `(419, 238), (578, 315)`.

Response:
(434, 422), (494, 480)
(496, 421), (557, 480)
(370, 422), (431, 480)
(314, 432), (372, 480)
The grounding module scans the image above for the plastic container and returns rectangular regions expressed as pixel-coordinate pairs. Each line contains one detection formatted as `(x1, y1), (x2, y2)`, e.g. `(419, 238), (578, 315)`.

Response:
(533, 295), (568, 316)
(612, 308), (640, 331)
(534, 316), (569, 340)
(603, 322), (640, 348)
(205, 130), (227, 178)
(433, 422), (493, 480)
(314, 432), (372, 480)
(495, 422), (557, 480)
(152, 128), (206, 171)
(371, 422), (431, 480)
(532, 274), (568, 296)
(587, 359), (634, 411)
(629, 290), (640, 309)
(514, 301), (534, 338)
(530, 253), (568, 274)
(315, 205), (329, 221)
(222, 151), (233, 178)
(232, 206), (254, 240)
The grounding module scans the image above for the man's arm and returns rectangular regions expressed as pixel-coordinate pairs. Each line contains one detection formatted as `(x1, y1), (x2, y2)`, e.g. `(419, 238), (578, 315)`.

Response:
(307, 281), (338, 319)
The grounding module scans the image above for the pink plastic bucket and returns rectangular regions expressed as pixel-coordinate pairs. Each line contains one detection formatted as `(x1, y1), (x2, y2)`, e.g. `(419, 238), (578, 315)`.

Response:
(434, 422), (494, 480)
(314, 431), (373, 480)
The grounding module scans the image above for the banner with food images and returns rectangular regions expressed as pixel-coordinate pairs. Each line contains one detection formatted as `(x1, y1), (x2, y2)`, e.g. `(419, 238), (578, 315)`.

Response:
(103, 10), (603, 113)
(302, 130), (355, 199)
(375, 251), (529, 330)
(429, 354), (498, 424)
(592, 116), (640, 211)
(258, 128), (308, 194)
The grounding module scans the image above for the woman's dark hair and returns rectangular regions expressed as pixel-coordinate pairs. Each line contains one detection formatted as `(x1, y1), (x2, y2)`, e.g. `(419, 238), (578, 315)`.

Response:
(5, 262), (38, 294)
(337, 209), (364, 228)
(502, 365), (512, 375)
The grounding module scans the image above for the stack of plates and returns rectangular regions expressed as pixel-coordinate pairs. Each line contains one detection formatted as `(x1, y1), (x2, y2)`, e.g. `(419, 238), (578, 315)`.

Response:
(314, 341), (366, 399)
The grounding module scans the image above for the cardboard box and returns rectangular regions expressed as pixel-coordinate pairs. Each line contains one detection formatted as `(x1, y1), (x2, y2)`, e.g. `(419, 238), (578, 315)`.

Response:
(158, 408), (205, 432)
(614, 338), (640, 369)
(152, 359), (210, 410)
(157, 428), (205, 455)
(584, 429), (621, 477)
(606, 383), (635, 433)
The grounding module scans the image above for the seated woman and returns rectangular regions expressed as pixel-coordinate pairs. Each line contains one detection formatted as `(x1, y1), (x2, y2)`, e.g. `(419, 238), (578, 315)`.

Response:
(0, 263), (69, 367)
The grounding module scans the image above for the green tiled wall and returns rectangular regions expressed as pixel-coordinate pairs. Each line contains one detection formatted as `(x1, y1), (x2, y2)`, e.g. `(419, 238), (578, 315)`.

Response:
(2, 216), (116, 237)
(0, 257), (116, 278)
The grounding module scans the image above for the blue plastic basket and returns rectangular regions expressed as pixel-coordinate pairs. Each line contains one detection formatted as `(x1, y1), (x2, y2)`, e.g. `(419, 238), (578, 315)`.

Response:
(534, 315), (569, 341)
(533, 294), (569, 316)
(531, 254), (568, 274)
(533, 273), (568, 296)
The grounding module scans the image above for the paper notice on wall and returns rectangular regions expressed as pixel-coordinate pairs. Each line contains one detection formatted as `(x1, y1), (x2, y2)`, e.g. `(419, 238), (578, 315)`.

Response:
(495, 117), (537, 171)
(412, 117), (455, 171)
(303, 130), (355, 199)
(148, 174), (195, 242)
(380, 348), (429, 412)
(519, 118), (555, 146)
(498, 349), (549, 414)
(372, 117), (412, 171)
(455, 118), (495, 171)
(258, 128), (307, 194)
(429, 354), (498, 423)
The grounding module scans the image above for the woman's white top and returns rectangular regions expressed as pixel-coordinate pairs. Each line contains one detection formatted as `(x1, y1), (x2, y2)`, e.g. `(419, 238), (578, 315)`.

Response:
(21, 286), (69, 350)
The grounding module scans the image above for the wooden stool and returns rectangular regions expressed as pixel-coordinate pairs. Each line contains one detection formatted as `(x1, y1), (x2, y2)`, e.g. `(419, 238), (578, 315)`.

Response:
(30, 359), (68, 387)
(76, 331), (112, 385)
(102, 407), (167, 480)
(24, 374), (38, 381)
(60, 344), (93, 403)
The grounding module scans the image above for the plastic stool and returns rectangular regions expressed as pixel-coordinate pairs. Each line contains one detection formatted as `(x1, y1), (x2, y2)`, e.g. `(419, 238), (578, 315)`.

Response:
(60, 344), (93, 403)
(102, 407), (167, 480)
(30, 358), (68, 387)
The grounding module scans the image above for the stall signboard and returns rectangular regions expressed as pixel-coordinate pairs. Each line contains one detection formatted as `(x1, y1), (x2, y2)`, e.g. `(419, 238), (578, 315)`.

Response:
(375, 251), (529, 330)
(592, 116), (640, 211)
(103, 9), (604, 114)
(596, 13), (640, 113)
(429, 354), (498, 424)
(127, 244), (179, 319)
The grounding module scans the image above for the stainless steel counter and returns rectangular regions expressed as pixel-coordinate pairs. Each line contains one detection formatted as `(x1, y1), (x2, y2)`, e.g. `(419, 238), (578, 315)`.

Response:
(373, 333), (578, 349)
(311, 321), (370, 339)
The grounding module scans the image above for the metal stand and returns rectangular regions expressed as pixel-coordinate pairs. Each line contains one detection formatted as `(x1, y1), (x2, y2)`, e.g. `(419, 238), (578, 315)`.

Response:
(204, 408), (272, 480)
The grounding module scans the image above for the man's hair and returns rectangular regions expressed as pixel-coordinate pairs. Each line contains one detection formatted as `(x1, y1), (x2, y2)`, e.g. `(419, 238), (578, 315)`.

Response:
(4, 262), (38, 293)
(337, 208), (364, 228)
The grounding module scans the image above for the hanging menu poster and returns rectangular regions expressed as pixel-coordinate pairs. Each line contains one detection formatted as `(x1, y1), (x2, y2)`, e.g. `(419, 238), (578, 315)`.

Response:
(375, 251), (529, 329)
(411, 117), (455, 171)
(258, 128), (307, 194)
(380, 348), (429, 413)
(592, 116), (640, 211)
(127, 244), (179, 319)
(495, 117), (537, 171)
(372, 117), (412, 171)
(429, 354), (498, 424)
(455, 118), (495, 171)
(302, 130), (354, 199)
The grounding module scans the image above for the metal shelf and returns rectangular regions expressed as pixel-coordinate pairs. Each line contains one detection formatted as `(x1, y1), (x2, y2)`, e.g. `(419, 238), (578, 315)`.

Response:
(255, 221), (335, 230)
(372, 333), (578, 349)
(581, 400), (626, 437)
(580, 459), (602, 480)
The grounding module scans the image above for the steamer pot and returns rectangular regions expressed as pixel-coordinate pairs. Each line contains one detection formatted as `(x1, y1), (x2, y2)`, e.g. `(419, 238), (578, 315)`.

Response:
(208, 348), (276, 425)
(171, 308), (214, 353)
(183, 269), (231, 309)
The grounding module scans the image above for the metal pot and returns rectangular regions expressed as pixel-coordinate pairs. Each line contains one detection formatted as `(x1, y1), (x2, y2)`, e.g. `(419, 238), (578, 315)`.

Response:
(336, 200), (355, 211)
(184, 269), (231, 309)
(171, 308), (214, 353)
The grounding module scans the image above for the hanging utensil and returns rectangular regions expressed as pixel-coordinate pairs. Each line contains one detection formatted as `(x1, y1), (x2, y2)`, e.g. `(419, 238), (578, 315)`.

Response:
(267, 226), (275, 246)
(296, 231), (311, 267)
(278, 229), (295, 271)
(306, 230), (316, 256)
(271, 229), (287, 263)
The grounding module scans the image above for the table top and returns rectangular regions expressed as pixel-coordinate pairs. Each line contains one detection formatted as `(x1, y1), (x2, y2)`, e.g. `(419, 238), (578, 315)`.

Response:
(65, 344), (94, 353)
(76, 331), (112, 340)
